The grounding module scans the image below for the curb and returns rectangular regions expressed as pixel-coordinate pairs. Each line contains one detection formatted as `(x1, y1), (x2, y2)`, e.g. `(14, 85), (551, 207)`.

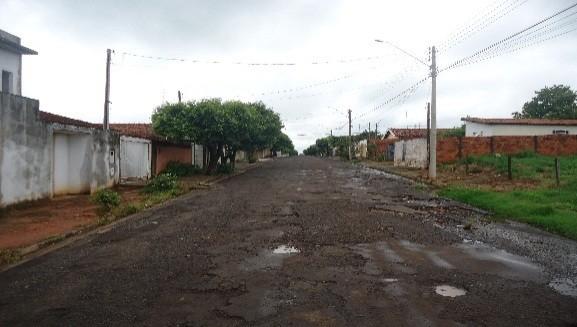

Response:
(0, 163), (262, 273)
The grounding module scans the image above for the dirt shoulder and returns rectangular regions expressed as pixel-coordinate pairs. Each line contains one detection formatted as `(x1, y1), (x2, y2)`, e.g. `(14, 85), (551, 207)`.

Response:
(0, 162), (259, 265)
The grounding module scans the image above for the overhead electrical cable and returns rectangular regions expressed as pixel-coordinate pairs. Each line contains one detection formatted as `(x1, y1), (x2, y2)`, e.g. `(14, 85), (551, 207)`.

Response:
(440, 1), (577, 73)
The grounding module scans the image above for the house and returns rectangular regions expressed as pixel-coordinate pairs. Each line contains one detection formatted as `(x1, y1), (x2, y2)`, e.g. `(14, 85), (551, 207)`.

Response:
(0, 93), (119, 207)
(0, 31), (118, 207)
(462, 117), (577, 137)
(384, 128), (451, 140)
(0, 29), (37, 95)
(110, 124), (204, 180)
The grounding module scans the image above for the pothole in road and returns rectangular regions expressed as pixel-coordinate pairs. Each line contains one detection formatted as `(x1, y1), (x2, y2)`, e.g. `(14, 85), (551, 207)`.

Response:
(273, 245), (300, 254)
(549, 278), (577, 297)
(435, 285), (467, 298)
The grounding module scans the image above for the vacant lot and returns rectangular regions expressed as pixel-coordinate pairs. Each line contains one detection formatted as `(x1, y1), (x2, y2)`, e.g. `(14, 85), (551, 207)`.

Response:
(440, 153), (577, 240)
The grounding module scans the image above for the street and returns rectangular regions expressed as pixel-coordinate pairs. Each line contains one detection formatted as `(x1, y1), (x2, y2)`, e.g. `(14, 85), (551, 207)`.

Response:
(1, 156), (576, 326)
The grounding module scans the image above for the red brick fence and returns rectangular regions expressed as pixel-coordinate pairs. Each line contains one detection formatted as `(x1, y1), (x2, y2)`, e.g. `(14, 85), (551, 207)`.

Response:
(372, 135), (577, 164)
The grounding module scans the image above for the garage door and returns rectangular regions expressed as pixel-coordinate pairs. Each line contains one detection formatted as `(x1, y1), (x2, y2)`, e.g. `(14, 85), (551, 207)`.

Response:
(120, 136), (151, 181)
(53, 133), (91, 195)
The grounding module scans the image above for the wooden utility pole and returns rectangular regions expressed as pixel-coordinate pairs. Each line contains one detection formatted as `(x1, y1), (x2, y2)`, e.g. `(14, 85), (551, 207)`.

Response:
(348, 109), (352, 161)
(178, 90), (182, 103)
(429, 46), (437, 179)
(103, 49), (112, 130)
(375, 123), (378, 139)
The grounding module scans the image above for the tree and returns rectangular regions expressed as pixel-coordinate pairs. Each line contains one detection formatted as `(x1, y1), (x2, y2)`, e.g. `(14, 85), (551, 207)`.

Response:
(272, 133), (296, 156)
(152, 99), (290, 174)
(513, 85), (577, 119)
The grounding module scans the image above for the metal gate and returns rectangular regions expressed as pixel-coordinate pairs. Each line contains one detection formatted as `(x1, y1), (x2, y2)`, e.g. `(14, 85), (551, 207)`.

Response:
(120, 136), (151, 182)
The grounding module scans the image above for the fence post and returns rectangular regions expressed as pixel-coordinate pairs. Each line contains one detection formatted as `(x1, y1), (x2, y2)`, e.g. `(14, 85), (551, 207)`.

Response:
(507, 155), (512, 180)
(555, 157), (560, 187)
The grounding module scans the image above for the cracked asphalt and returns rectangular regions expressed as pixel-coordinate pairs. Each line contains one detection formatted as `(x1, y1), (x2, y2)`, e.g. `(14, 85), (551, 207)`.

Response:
(1, 156), (576, 326)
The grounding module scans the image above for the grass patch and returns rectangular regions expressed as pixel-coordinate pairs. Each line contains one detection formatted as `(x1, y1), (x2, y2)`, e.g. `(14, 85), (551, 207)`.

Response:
(440, 154), (577, 240)
(0, 249), (22, 266)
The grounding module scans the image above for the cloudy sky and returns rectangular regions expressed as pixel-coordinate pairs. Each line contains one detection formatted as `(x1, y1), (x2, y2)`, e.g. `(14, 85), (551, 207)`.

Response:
(2, 0), (577, 151)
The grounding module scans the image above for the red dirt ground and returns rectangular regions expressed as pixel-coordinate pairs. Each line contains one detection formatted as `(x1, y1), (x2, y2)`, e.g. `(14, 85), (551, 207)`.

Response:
(0, 186), (143, 250)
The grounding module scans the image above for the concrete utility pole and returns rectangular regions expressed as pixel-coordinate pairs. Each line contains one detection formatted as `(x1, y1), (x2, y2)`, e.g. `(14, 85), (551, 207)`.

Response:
(348, 109), (352, 161)
(178, 90), (182, 103)
(426, 102), (431, 168)
(368, 122), (371, 142)
(103, 48), (112, 130)
(429, 46), (437, 179)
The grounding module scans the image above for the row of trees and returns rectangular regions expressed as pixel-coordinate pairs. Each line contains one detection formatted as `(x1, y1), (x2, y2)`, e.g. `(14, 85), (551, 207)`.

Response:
(303, 131), (378, 158)
(152, 99), (296, 174)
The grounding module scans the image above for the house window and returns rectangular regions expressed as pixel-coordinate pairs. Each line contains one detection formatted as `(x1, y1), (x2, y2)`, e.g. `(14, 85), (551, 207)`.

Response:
(553, 130), (569, 135)
(1, 70), (13, 94)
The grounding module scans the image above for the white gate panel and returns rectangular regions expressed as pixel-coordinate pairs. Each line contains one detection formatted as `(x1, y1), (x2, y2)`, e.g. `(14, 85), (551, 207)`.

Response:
(120, 136), (151, 181)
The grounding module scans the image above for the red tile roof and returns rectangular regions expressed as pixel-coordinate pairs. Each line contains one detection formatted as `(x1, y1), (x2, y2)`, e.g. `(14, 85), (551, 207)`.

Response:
(109, 123), (164, 141)
(462, 117), (577, 126)
(386, 128), (451, 139)
(39, 111), (96, 128)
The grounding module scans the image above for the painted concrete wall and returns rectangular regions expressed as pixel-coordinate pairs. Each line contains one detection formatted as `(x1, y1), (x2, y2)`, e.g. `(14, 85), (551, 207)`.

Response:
(394, 138), (428, 169)
(0, 48), (21, 95)
(465, 121), (577, 137)
(0, 93), (50, 204)
(0, 92), (120, 206)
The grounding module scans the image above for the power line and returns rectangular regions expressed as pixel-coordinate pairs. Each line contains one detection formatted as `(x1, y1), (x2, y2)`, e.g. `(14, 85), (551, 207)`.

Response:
(118, 50), (394, 67)
(439, 0), (529, 52)
(441, 1), (577, 73)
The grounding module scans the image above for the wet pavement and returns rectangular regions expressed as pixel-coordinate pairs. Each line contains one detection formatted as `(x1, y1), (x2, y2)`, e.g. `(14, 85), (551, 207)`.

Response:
(0, 156), (576, 326)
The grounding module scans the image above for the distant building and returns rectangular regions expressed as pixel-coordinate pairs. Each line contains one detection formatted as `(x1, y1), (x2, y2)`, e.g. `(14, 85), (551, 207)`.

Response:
(384, 128), (451, 140)
(0, 29), (37, 95)
(462, 117), (577, 137)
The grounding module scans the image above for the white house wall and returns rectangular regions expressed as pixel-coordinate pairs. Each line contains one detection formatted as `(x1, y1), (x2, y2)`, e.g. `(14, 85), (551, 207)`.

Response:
(465, 121), (577, 137)
(0, 48), (21, 95)
(0, 92), (120, 207)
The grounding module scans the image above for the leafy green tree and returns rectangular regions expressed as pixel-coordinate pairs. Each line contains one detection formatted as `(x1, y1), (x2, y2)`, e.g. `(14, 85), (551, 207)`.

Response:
(152, 99), (290, 174)
(513, 85), (577, 119)
(272, 132), (296, 156)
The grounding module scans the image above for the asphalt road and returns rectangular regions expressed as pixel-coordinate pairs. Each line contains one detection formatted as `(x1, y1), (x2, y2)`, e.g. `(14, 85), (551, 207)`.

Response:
(1, 156), (576, 326)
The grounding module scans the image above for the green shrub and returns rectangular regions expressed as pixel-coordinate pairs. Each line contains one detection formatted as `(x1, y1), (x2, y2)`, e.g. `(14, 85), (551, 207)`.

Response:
(144, 173), (178, 193)
(162, 161), (202, 177)
(91, 189), (121, 211)
(217, 163), (234, 174)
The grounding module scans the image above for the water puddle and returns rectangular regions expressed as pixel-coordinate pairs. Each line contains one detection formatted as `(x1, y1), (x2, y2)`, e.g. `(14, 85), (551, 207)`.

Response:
(273, 245), (300, 254)
(456, 243), (543, 281)
(435, 285), (467, 298)
(382, 278), (399, 283)
(549, 278), (577, 297)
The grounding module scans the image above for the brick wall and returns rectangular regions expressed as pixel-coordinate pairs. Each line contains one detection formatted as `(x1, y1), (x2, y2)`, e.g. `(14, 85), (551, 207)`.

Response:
(154, 144), (192, 175)
(437, 135), (577, 163)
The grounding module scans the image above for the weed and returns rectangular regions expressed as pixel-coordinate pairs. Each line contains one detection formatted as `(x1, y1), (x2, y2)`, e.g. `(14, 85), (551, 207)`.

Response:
(91, 189), (121, 212)
(41, 235), (66, 248)
(0, 249), (22, 266)
(217, 163), (234, 174)
(112, 203), (142, 218)
(162, 161), (202, 177)
(144, 173), (178, 193)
